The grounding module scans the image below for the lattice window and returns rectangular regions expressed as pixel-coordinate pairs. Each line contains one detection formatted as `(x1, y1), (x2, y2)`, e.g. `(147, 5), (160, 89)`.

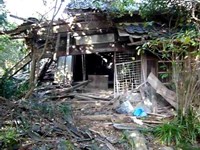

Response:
(114, 60), (142, 95)
(115, 51), (136, 63)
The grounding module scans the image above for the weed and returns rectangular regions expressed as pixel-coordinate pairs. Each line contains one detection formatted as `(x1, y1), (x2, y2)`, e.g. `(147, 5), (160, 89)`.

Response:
(15, 81), (29, 98)
(58, 103), (71, 120)
(0, 78), (16, 98)
(0, 78), (29, 99)
(119, 131), (135, 150)
(177, 109), (200, 144)
(154, 121), (185, 145)
(0, 126), (19, 149)
(19, 115), (31, 131)
(57, 139), (75, 150)
(154, 108), (200, 146)
(177, 144), (200, 150)
(39, 103), (54, 118)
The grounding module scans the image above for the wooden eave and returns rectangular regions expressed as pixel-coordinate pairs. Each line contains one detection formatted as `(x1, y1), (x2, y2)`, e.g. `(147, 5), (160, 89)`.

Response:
(66, 42), (127, 55)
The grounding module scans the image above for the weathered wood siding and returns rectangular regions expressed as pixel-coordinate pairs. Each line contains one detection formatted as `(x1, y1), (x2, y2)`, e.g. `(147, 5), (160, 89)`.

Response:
(75, 33), (115, 45)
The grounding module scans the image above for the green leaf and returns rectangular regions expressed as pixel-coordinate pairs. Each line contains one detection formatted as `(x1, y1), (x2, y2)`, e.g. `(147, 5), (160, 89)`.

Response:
(182, 37), (191, 44)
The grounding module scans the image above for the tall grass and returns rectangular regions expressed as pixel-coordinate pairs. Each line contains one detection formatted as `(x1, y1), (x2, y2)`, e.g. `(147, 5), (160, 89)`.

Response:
(154, 108), (200, 146)
(154, 55), (200, 146)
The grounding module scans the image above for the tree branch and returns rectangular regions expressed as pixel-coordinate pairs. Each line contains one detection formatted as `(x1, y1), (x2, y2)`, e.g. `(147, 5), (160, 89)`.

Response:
(191, 2), (200, 24)
(25, 0), (64, 99)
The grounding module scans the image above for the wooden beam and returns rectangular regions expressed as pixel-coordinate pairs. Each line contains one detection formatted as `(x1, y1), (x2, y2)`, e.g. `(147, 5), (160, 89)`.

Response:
(29, 50), (37, 87)
(72, 29), (114, 36)
(7, 53), (31, 78)
(147, 72), (177, 109)
(75, 33), (115, 45)
(54, 33), (61, 60)
(82, 54), (86, 81)
(66, 33), (70, 56)
(56, 21), (113, 33)
(37, 58), (53, 83)
(118, 29), (130, 37)
(127, 40), (146, 46)
(56, 43), (129, 56)
(70, 43), (116, 55)
(141, 54), (147, 82)
(129, 34), (149, 39)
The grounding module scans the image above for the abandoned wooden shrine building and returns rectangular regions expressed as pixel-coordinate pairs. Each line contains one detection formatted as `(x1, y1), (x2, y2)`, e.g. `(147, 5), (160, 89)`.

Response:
(5, 0), (175, 96)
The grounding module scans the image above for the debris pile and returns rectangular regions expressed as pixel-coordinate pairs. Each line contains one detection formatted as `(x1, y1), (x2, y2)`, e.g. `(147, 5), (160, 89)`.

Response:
(111, 72), (176, 118)
(0, 73), (176, 149)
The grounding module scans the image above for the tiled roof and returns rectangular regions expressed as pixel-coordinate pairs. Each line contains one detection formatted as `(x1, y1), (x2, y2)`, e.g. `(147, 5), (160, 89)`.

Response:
(66, 0), (109, 11)
(65, 0), (140, 12)
(117, 22), (174, 38)
(125, 24), (149, 34)
(66, 0), (95, 10)
(117, 22), (170, 37)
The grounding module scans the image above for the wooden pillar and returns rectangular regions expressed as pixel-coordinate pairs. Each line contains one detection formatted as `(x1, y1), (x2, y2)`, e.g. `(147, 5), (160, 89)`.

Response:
(114, 51), (117, 97)
(65, 33), (71, 83)
(66, 33), (70, 56)
(54, 33), (61, 61)
(82, 54), (86, 81)
(141, 53), (147, 82)
(29, 48), (37, 87)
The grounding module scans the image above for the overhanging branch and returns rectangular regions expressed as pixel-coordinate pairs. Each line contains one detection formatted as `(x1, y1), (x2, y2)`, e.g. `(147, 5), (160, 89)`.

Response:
(192, 2), (200, 24)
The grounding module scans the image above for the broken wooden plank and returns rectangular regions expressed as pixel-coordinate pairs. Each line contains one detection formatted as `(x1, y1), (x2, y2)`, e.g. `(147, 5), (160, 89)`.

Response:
(77, 114), (136, 123)
(77, 115), (113, 121)
(147, 72), (177, 109)
(75, 93), (111, 101)
(37, 58), (53, 83)
(61, 80), (90, 93)
(65, 100), (110, 104)
(73, 94), (109, 101)
(96, 137), (118, 150)
(135, 81), (147, 90)
(89, 128), (118, 144)
(74, 94), (95, 101)
(0, 96), (7, 102)
(6, 52), (31, 78)
(147, 112), (167, 117)
(45, 80), (90, 95)
(143, 120), (163, 124)
(113, 123), (144, 130)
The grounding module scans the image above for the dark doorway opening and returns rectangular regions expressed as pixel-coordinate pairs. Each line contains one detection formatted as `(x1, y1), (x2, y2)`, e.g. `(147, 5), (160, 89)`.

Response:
(73, 52), (114, 88)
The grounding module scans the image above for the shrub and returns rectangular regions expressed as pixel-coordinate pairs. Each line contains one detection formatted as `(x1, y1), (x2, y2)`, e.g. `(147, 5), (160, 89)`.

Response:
(0, 127), (19, 149)
(154, 108), (200, 146)
(0, 78), (29, 99)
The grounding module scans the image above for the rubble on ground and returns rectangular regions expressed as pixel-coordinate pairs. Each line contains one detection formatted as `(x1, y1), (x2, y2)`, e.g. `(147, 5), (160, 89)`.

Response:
(0, 73), (177, 149)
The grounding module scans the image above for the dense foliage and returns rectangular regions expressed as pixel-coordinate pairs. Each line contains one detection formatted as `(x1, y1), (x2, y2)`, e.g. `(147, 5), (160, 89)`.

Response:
(0, 0), (28, 99)
(0, 34), (28, 99)
(94, 0), (139, 17)
(95, 0), (200, 26)
(154, 109), (200, 147)
(0, 0), (26, 75)
(140, 0), (192, 21)
(0, 35), (26, 75)
(0, 0), (6, 26)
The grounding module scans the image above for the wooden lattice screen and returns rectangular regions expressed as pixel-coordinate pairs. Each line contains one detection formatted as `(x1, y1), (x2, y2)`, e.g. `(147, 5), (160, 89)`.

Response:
(114, 52), (142, 96)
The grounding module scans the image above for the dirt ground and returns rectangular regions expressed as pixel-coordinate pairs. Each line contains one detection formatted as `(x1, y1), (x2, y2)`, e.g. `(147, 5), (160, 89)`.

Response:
(0, 87), (174, 150)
